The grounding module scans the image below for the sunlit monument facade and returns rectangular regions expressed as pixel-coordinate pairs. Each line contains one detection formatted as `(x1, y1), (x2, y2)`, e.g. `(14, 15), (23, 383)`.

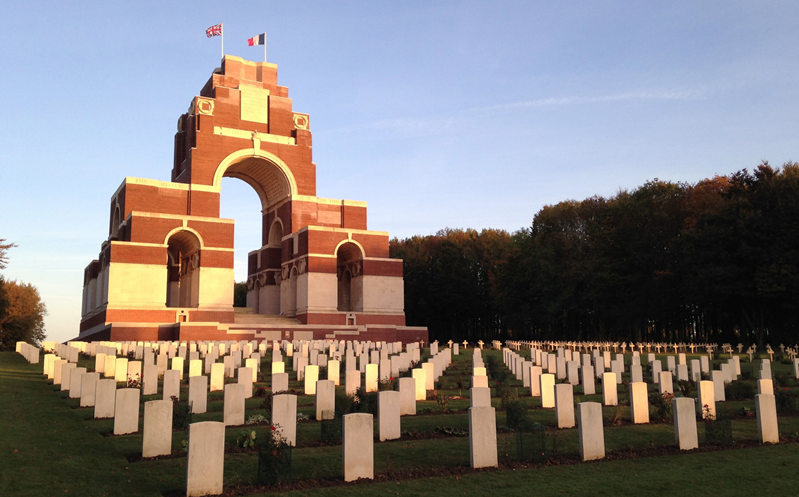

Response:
(78, 55), (427, 343)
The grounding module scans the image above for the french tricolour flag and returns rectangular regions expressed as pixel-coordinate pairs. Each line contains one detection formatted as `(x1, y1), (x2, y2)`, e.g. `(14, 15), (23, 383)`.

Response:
(248, 34), (265, 46)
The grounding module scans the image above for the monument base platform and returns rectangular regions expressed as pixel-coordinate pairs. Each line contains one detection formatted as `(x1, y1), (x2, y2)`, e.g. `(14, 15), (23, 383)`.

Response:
(74, 319), (428, 345)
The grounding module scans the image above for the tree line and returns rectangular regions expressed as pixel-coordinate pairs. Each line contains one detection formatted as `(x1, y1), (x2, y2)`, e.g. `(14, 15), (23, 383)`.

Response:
(0, 240), (47, 350)
(390, 162), (799, 347)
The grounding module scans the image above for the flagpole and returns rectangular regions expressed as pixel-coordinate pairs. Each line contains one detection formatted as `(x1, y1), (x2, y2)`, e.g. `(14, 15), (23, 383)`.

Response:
(221, 23), (224, 60)
(264, 32), (267, 62)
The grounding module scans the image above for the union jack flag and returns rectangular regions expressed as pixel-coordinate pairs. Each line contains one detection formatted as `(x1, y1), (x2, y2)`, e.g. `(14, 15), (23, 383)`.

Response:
(206, 23), (223, 38)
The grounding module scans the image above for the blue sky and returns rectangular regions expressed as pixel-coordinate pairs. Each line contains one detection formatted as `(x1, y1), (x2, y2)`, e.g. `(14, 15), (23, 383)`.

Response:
(1, 1), (797, 344)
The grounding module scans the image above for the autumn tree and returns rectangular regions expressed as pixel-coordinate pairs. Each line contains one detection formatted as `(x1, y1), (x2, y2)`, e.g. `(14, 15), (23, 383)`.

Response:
(392, 161), (799, 346)
(0, 280), (47, 350)
(0, 239), (15, 270)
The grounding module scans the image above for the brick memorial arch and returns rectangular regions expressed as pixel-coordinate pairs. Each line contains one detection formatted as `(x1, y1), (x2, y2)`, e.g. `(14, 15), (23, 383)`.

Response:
(78, 55), (427, 344)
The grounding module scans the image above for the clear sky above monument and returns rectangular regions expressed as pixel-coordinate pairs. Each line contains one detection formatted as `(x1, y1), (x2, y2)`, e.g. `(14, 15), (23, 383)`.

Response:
(1, 1), (797, 344)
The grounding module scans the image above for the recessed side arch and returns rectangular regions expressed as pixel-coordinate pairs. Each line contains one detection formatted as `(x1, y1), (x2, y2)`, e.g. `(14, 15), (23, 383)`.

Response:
(333, 238), (365, 260)
(163, 227), (205, 250)
(268, 218), (284, 248)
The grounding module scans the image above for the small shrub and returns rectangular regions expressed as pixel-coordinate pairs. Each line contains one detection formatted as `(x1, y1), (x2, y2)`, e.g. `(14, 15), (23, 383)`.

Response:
(257, 425), (291, 486)
(677, 380), (693, 398)
(378, 377), (397, 391)
(496, 379), (517, 408)
(650, 392), (674, 422)
(254, 386), (268, 397)
(238, 429), (257, 448)
(171, 396), (191, 430)
(704, 409), (733, 445)
(126, 373), (141, 389)
(320, 417), (341, 442)
(355, 388), (379, 415)
(434, 426), (467, 437)
(775, 387), (798, 414)
(246, 414), (267, 425)
(455, 376), (467, 397)
(606, 404), (624, 426)
(435, 392), (450, 412)
(506, 399), (530, 430)
(725, 381), (755, 401)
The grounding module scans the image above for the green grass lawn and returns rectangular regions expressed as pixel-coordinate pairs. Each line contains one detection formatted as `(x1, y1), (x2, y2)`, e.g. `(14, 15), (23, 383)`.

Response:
(2, 348), (799, 497)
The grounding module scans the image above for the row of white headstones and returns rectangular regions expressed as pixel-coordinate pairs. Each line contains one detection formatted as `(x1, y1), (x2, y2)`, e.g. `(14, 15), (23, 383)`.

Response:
(502, 346), (799, 460)
(16, 339), (506, 495)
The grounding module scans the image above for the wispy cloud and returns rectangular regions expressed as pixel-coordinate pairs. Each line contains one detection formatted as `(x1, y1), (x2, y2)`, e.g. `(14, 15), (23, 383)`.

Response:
(321, 88), (707, 135)
(323, 117), (457, 135)
(482, 89), (706, 111)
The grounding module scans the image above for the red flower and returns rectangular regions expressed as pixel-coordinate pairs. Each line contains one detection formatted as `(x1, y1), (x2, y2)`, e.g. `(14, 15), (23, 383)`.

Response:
(270, 425), (277, 431)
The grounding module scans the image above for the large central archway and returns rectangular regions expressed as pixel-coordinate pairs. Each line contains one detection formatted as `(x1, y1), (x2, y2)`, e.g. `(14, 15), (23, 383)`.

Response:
(216, 150), (296, 317)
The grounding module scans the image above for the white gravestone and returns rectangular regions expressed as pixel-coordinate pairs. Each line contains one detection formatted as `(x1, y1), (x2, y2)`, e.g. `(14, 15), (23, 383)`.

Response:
(142, 400), (173, 457)
(555, 383), (575, 429)
(113, 388), (140, 435)
(673, 397), (698, 450)
(468, 406), (498, 469)
(189, 375), (208, 414)
(343, 413), (374, 481)
(577, 402), (605, 461)
(186, 422), (225, 497)
(378, 391), (401, 441)
(223, 383), (246, 426)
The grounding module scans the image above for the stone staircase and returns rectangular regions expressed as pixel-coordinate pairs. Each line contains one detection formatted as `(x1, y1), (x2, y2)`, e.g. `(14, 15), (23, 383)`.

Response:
(232, 307), (301, 326)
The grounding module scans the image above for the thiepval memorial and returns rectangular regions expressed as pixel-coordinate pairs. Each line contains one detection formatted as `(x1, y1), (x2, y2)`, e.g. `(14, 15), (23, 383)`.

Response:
(78, 55), (427, 344)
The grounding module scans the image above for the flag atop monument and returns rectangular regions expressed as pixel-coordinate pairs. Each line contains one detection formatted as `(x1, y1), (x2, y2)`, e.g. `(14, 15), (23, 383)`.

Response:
(206, 23), (223, 37)
(248, 33), (265, 46)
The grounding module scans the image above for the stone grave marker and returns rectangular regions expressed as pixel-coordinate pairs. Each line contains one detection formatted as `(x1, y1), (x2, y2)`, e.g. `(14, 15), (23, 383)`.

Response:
(113, 388), (140, 435)
(577, 402), (605, 461)
(468, 406), (498, 468)
(186, 422), (225, 497)
(343, 413), (374, 481)
(223, 383), (245, 426)
(142, 400), (173, 457)
(189, 375), (208, 414)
